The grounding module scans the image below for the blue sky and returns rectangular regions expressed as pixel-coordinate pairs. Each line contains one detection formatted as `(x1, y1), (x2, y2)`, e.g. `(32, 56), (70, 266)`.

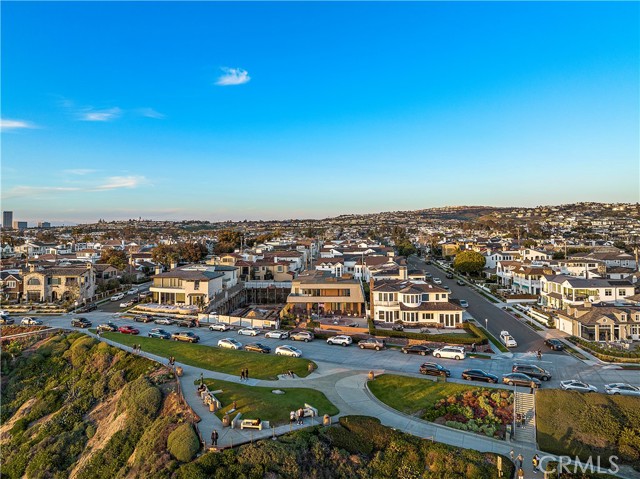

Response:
(2, 1), (638, 224)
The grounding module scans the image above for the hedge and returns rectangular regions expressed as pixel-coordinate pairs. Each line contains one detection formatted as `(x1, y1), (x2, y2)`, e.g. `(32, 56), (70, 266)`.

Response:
(568, 336), (640, 362)
(367, 318), (488, 345)
(168, 423), (200, 462)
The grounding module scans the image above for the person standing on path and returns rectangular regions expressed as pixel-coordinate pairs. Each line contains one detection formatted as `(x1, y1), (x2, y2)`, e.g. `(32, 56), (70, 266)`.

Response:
(516, 454), (523, 469)
(532, 454), (540, 473)
(509, 449), (515, 463)
(297, 407), (304, 425)
(211, 429), (218, 447)
(290, 411), (296, 425)
(245, 368), (249, 380)
(240, 369), (245, 381)
(521, 413), (526, 428)
(517, 467), (525, 479)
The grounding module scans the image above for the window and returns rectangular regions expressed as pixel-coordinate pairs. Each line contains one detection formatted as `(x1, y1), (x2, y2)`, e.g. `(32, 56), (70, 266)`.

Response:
(27, 278), (41, 286)
(194, 280), (200, 291)
(422, 313), (433, 320)
(604, 289), (612, 297)
(6, 281), (16, 288)
(378, 311), (385, 320)
(277, 266), (283, 272)
(619, 290), (627, 296)
(422, 293), (429, 302)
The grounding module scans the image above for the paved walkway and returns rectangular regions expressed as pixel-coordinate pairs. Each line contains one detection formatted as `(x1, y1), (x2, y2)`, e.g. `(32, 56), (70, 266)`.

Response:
(94, 332), (639, 479)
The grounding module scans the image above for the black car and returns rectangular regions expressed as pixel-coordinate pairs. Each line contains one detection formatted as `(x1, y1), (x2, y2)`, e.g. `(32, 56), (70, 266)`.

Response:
(71, 317), (92, 328)
(502, 373), (541, 388)
(401, 344), (433, 356)
(80, 303), (97, 312)
(446, 273), (454, 279)
(134, 315), (154, 323)
(245, 343), (271, 354)
(0, 316), (15, 325)
(462, 369), (499, 383)
(392, 323), (404, 331)
(511, 364), (552, 381)
(544, 339), (565, 351)
(419, 362), (451, 377)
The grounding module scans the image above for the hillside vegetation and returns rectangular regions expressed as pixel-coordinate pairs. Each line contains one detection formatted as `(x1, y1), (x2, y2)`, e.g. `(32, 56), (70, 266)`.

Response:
(0, 332), (197, 479)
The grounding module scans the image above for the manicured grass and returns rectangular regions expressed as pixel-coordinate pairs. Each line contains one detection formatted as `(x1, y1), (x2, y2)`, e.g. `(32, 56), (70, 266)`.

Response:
(101, 332), (316, 380)
(201, 378), (338, 426)
(476, 326), (509, 353)
(536, 389), (640, 470)
(368, 374), (494, 417)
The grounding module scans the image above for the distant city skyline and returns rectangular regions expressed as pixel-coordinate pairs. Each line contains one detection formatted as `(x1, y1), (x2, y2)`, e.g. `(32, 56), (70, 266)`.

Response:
(2, 2), (638, 223)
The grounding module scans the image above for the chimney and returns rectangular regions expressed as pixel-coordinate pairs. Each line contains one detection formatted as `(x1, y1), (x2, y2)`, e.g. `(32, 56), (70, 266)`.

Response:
(399, 265), (408, 280)
(170, 261), (177, 270)
(155, 265), (162, 275)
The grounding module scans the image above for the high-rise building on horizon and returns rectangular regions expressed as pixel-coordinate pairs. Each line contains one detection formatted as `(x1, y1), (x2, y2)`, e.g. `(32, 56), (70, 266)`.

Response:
(3, 211), (13, 229)
(38, 221), (51, 228)
(13, 221), (28, 230)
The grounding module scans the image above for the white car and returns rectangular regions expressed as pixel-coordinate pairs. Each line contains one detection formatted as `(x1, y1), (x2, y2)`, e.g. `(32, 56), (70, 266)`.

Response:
(111, 293), (125, 301)
(500, 330), (518, 348)
(326, 335), (352, 346)
(120, 300), (134, 308)
(560, 380), (598, 393)
(459, 300), (469, 308)
(275, 345), (302, 357)
(433, 278), (442, 285)
(432, 346), (466, 360)
(237, 327), (260, 336)
(218, 338), (243, 350)
(290, 331), (314, 342)
(265, 330), (289, 339)
(21, 317), (43, 325)
(604, 383), (640, 396)
(209, 322), (231, 332)
(127, 287), (139, 295)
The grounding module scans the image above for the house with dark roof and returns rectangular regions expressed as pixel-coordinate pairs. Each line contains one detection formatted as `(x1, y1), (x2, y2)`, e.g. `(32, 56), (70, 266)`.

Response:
(371, 279), (463, 328)
(540, 275), (633, 310)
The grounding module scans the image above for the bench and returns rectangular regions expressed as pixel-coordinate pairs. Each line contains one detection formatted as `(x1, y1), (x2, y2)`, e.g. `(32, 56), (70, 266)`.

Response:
(302, 403), (318, 418)
(240, 418), (263, 430)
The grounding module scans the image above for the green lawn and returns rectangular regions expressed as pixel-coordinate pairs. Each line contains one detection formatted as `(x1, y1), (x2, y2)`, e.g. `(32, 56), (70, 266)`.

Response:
(368, 374), (492, 417)
(201, 378), (339, 426)
(477, 326), (509, 353)
(536, 389), (640, 471)
(101, 332), (316, 380)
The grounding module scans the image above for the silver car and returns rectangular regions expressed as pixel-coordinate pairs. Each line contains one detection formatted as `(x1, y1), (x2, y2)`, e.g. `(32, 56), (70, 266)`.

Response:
(209, 322), (231, 332)
(604, 383), (640, 396)
(560, 380), (598, 393)
(218, 338), (243, 350)
(265, 330), (289, 339)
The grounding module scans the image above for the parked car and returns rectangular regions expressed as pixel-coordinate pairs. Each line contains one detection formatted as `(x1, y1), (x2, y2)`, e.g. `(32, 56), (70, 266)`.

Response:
(401, 344), (433, 356)
(446, 273), (454, 279)
(97, 322), (118, 332)
(127, 287), (139, 295)
(560, 380), (598, 393)
(456, 279), (465, 286)
(110, 293), (125, 301)
(500, 330), (518, 348)
(21, 317), (43, 325)
(432, 346), (466, 360)
(134, 315), (154, 323)
(326, 335), (353, 346)
(511, 364), (551, 381)
(502, 373), (541, 388)
(290, 331), (314, 342)
(0, 316), (15, 325)
(462, 369), (499, 383)
(80, 303), (97, 312)
(459, 300), (469, 308)
(154, 317), (174, 325)
(604, 383), (640, 396)
(391, 323), (404, 331)
(443, 285), (450, 291)
(176, 318), (196, 328)
(148, 328), (171, 339)
(245, 343), (271, 354)
(71, 317), (92, 328)
(275, 345), (302, 357)
(433, 278), (442, 285)
(172, 331), (200, 343)
(237, 327), (260, 336)
(118, 325), (140, 335)
(209, 322), (231, 332)
(358, 338), (386, 351)
(120, 300), (135, 308)
(419, 362), (451, 377)
(544, 339), (565, 351)
(264, 330), (290, 339)
(218, 338), (243, 350)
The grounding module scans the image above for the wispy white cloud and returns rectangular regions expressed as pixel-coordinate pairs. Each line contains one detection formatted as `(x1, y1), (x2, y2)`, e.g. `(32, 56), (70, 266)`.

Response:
(215, 67), (251, 86)
(2, 185), (81, 199)
(80, 107), (122, 122)
(136, 107), (166, 119)
(96, 175), (148, 190)
(1, 118), (36, 130)
(63, 168), (98, 176)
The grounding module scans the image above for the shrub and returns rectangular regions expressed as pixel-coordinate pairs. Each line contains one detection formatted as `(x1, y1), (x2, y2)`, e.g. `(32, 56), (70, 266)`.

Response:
(323, 425), (373, 454)
(167, 423), (200, 462)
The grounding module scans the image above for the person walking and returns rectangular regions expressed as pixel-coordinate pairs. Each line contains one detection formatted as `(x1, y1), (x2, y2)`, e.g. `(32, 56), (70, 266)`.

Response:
(240, 369), (245, 381)
(211, 429), (218, 447)
(516, 453), (524, 469)
(245, 368), (249, 380)
(521, 413), (526, 428)
(516, 413), (522, 427)
(297, 407), (304, 425)
(289, 410), (296, 425)
(530, 381), (536, 394)
(532, 454), (540, 473)
(509, 449), (515, 463)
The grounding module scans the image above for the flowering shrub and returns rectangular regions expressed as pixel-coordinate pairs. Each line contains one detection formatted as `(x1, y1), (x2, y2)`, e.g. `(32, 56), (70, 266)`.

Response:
(427, 389), (513, 438)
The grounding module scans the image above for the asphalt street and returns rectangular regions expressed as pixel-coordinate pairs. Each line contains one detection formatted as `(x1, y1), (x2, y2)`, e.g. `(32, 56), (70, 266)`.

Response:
(22, 311), (640, 393)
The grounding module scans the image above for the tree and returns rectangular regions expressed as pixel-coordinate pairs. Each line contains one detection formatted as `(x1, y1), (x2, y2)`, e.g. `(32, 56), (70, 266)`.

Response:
(100, 249), (128, 271)
(453, 250), (486, 275)
(152, 244), (180, 268)
(178, 242), (208, 263)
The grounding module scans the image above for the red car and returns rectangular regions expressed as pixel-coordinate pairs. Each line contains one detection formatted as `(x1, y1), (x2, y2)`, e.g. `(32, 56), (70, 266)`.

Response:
(118, 325), (140, 335)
